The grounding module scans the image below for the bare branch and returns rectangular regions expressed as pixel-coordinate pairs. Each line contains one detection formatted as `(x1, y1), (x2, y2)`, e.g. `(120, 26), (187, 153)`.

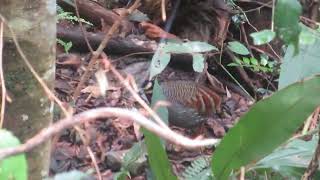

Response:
(0, 107), (220, 160)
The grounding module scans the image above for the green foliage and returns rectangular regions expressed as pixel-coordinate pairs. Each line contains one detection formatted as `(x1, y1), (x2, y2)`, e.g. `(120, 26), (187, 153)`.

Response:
(212, 76), (320, 179)
(57, 5), (92, 25)
(245, 136), (320, 179)
(142, 80), (177, 180)
(0, 129), (27, 180)
(299, 23), (319, 45)
(182, 157), (213, 180)
(278, 39), (320, 89)
(274, 0), (302, 53)
(50, 170), (92, 180)
(192, 54), (205, 73)
(149, 41), (217, 78)
(228, 56), (274, 73)
(57, 38), (72, 53)
(227, 41), (250, 55)
(250, 30), (276, 45)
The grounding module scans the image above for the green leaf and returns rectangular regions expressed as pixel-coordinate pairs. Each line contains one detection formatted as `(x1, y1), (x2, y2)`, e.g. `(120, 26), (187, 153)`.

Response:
(279, 39), (320, 89)
(53, 170), (92, 180)
(162, 42), (190, 54)
(182, 41), (217, 53)
(242, 57), (250, 65)
(227, 63), (240, 67)
(163, 41), (217, 54)
(257, 137), (316, 169)
(142, 80), (176, 180)
(192, 53), (205, 72)
(227, 41), (250, 55)
(0, 129), (27, 180)
(149, 44), (171, 79)
(250, 57), (258, 65)
(114, 171), (130, 180)
(151, 80), (169, 125)
(299, 23), (318, 45)
(122, 142), (145, 169)
(250, 30), (276, 45)
(274, 0), (302, 53)
(260, 56), (268, 66)
(250, 136), (320, 178)
(212, 76), (320, 179)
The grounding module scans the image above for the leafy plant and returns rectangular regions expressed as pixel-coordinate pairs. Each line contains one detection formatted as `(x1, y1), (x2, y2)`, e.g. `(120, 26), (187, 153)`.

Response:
(182, 157), (213, 180)
(47, 170), (93, 180)
(149, 41), (217, 79)
(56, 38), (72, 53)
(0, 129), (28, 180)
(227, 41), (250, 55)
(228, 55), (275, 73)
(57, 5), (93, 25)
(274, 0), (302, 53)
(250, 30), (276, 45)
(212, 76), (320, 179)
(115, 141), (146, 180)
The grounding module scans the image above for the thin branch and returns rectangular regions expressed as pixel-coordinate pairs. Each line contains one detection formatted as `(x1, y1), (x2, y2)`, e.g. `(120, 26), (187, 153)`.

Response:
(101, 55), (171, 129)
(0, 107), (220, 160)
(0, 20), (5, 128)
(74, 0), (94, 53)
(73, 0), (141, 100)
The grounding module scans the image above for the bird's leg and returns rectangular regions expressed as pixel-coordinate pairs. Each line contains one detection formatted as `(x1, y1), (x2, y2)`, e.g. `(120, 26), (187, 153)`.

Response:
(140, 22), (178, 40)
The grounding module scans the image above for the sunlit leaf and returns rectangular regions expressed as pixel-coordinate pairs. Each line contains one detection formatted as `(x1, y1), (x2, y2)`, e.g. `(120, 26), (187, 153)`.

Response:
(0, 129), (27, 180)
(227, 41), (250, 55)
(192, 53), (205, 72)
(149, 44), (171, 79)
(279, 39), (320, 89)
(212, 76), (320, 179)
(53, 170), (91, 180)
(250, 30), (276, 45)
(274, 0), (302, 54)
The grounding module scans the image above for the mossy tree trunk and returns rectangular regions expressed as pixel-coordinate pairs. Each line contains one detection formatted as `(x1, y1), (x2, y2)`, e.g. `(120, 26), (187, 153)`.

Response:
(1, 0), (55, 179)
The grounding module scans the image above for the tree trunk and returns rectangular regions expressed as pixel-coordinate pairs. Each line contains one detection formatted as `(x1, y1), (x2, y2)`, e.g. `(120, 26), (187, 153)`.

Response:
(1, 0), (55, 179)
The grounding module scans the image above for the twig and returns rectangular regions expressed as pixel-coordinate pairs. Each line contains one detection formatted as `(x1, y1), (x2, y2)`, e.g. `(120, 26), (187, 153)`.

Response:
(302, 129), (320, 180)
(74, 0), (94, 53)
(0, 107), (220, 160)
(0, 20), (5, 128)
(87, 147), (102, 180)
(101, 54), (170, 129)
(73, 0), (141, 100)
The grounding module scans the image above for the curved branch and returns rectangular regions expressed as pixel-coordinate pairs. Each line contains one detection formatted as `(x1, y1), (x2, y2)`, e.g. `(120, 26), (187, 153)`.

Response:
(0, 107), (220, 160)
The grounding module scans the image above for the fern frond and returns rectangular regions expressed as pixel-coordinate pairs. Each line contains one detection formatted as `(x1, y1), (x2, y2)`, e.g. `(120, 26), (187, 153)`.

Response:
(182, 156), (213, 180)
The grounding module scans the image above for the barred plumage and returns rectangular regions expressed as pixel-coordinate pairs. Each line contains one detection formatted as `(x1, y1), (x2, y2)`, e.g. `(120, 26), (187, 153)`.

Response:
(160, 80), (221, 128)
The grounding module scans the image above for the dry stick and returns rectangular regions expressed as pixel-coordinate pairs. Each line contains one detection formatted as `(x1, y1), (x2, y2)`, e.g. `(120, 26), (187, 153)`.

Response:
(102, 56), (170, 130)
(0, 20), (6, 128)
(73, 2), (108, 178)
(74, 0), (94, 53)
(0, 107), (220, 160)
(73, 0), (141, 100)
(87, 147), (102, 180)
(302, 129), (320, 180)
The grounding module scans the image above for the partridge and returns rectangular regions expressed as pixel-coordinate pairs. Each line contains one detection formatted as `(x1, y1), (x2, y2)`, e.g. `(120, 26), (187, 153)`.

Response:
(159, 80), (222, 128)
